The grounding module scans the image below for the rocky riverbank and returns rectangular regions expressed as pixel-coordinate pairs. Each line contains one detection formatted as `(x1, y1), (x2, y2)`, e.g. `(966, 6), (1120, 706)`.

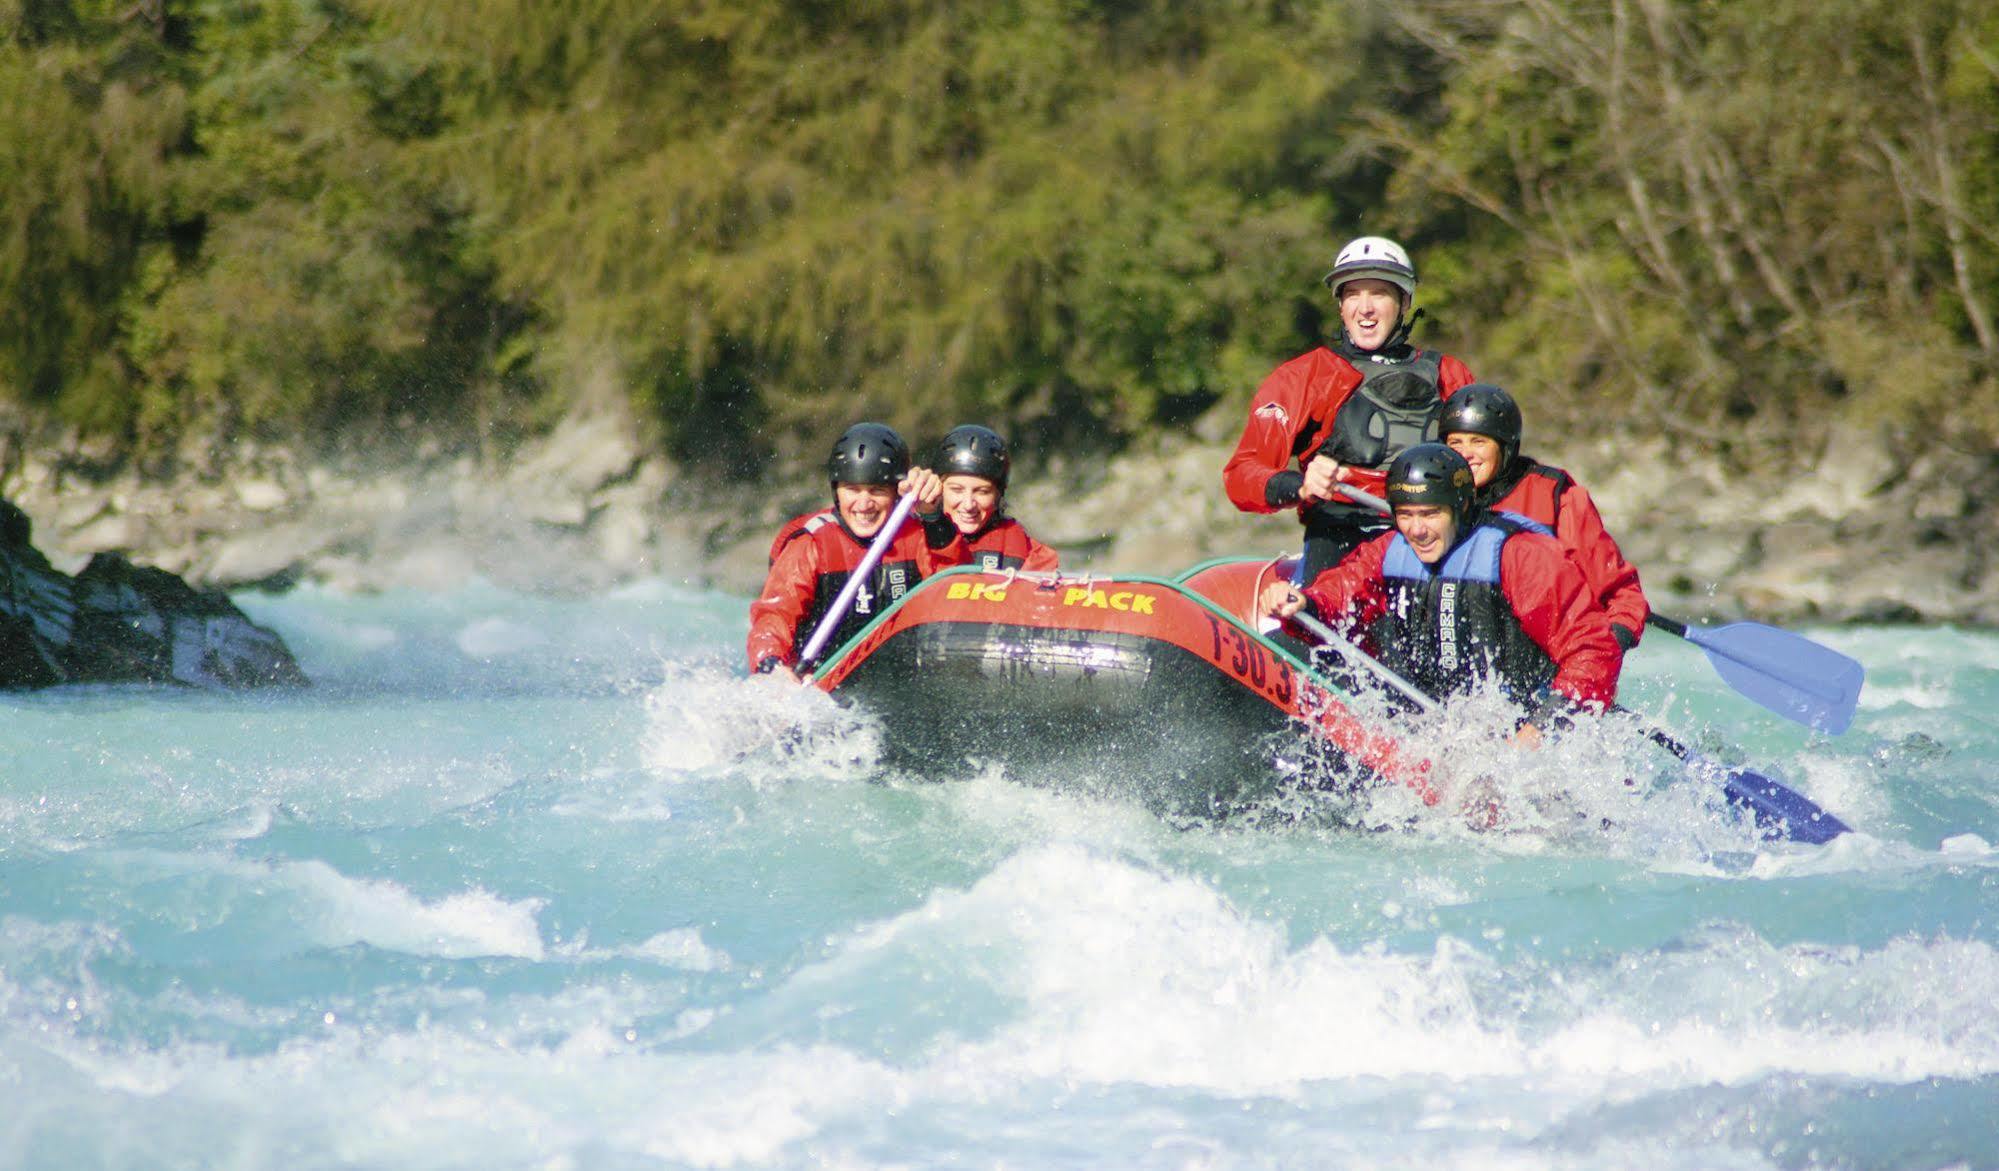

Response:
(3, 405), (1995, 627)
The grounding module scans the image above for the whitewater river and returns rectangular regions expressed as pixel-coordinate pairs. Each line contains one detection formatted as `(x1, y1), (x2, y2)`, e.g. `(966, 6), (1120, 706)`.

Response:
(1, 579), (1994, 1169)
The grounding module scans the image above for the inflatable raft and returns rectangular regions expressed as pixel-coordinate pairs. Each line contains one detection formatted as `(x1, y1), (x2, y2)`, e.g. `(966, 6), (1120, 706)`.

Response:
(809, 558), (1849, 841)
(810, 558), (1434, 817)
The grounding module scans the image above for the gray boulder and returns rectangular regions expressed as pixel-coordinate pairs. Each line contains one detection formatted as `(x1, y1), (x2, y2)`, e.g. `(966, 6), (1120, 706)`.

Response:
(0, 496), (307, 689)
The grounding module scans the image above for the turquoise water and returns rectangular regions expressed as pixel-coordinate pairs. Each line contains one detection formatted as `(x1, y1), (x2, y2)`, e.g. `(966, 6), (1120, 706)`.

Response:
(2, 580), (1995, 1169)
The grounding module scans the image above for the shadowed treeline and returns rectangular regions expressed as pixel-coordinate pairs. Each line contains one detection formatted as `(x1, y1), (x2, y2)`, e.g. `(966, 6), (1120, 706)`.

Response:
(5, 0), (1996, 480)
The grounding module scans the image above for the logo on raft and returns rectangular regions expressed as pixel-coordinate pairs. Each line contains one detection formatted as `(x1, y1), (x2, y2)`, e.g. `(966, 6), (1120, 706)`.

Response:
(944, 580), (1156, 613)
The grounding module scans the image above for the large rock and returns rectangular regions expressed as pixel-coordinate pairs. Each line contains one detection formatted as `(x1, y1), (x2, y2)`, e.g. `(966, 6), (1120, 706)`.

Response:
(0, 499), (77, 687)
(0, 496), (308, 690)
(68, 553), (310, 688)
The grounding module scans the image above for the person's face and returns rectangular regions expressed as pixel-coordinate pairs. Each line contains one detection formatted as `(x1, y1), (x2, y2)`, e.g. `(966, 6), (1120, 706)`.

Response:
(1338, 278), (1404, 351)
(1445, 433), (1504, 489)
(940, 474), (1000, 535)
(1394, 503), (1458, 564)
(835, 482), (898, 538)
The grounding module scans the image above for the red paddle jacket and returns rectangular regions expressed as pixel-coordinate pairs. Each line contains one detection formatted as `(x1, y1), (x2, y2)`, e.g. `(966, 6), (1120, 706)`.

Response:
(965, 517), (1059, 573)
(1294, 521), (1620, 712)
(1485, 460), (1648, 650)
(1223, 345), (1477, 517)
(748, 510), (967, 672)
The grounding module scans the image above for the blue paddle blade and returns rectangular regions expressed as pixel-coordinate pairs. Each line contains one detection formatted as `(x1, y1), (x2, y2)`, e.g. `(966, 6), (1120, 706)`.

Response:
(1718, 764), (1852, 844)
(1683, 620), (1864, 735)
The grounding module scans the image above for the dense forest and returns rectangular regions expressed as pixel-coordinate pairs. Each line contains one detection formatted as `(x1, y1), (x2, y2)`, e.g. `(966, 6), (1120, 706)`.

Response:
(5, 0), (1997, 483)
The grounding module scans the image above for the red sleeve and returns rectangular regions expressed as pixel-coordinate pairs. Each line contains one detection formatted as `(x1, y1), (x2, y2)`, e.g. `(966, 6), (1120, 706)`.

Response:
(768, 512), (818, 564)
(1438, 354), (1477, 394)
(916, 520), (969, 574)
(1296, 533), (1394, 633)
(1553, 482), (1649, 645)
(1022, 532), (1060, 572)
(1500, 536), (1621, 707)
(747, 533), (820, 671)
(1222, 350), (1357, 514)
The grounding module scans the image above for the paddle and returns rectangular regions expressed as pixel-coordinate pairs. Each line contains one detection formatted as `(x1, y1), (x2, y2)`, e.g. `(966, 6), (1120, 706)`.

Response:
(1288, 608), (1848, 843)
(1291, 611), (1433, 714)
(1625, 715), (1851, 844)
(795, 492), (919, 670)
(1327, 481), (1863, 735)
(1284, 611), (1440, 804)
(1642, 614), (1861, 736)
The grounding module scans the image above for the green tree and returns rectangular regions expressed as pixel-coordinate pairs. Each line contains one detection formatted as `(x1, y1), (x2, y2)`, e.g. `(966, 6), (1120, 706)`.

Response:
(1376, 0), (1999, 452)
(126, 0), (535, 448)
(0, 0), (188, 431)
(371, 0), (1414, 471)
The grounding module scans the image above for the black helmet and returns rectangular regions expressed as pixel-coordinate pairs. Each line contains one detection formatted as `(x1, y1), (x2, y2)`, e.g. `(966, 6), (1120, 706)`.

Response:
(1437, 383), (1523, 468)
(933, 424), (1010, 492)
(827, 422), (910, 487)
(1386, 442), (1476, 528)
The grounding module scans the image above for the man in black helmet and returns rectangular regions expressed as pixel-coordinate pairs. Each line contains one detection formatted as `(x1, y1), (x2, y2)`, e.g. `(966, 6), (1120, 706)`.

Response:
(1259, 443), (1620, 745)
(933, 424), (1059, 572)
(748, 423), (964, 681)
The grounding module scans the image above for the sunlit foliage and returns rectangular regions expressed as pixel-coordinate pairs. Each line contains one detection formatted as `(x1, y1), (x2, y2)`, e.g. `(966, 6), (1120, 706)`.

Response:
(3, 0), (1994, 473)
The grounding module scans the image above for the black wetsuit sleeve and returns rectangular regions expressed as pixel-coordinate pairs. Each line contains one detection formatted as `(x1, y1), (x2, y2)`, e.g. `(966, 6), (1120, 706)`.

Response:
(1265, 469), (1303, 508)
(1521, 685), (1591, 732)
(920, 510), (958, 549)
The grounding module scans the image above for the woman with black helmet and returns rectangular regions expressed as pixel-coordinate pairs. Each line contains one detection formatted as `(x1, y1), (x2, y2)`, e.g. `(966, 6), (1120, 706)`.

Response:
(932, 424), (1059, 573)
(1259, 443), (1620, 747)
(1223, 236), (1479, 580)
(747, 422), (966, 682)
(1439, 383), (1649, 655)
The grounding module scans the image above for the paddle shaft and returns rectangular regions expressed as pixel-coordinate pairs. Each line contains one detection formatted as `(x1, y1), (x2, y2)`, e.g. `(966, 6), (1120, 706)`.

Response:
(1284, 610), (1443, 803)
(796, 492), (919, 668)
(1290, 611), (1436, 713)
(1616, 706), (1697, 761)
(1644, 613), (1689, 639)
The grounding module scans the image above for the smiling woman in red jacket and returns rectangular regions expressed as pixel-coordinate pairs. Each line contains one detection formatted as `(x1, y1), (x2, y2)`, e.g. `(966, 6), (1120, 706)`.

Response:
(1438, 383), (1649, 656)
(931, 424), (1059, 573)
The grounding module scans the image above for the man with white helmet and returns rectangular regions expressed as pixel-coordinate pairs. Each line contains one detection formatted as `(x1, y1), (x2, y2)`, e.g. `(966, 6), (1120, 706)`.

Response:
(1223, 236), (1477, 580)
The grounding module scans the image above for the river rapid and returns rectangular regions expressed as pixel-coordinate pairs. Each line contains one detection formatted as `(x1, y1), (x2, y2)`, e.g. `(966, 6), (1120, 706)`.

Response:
(1, 580), (1994, 1169)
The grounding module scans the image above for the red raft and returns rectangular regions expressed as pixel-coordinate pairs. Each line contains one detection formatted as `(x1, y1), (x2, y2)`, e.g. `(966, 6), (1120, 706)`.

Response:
(810, 558), (1437, 815)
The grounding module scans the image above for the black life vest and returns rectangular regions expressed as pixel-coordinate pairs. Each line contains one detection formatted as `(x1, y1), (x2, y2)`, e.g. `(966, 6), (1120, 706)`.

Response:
(1320, 347), (1446, 469)
(1296, 347), (1448, 540)
(1373, 511), (1556, 703)
(791, 513), (923, 666)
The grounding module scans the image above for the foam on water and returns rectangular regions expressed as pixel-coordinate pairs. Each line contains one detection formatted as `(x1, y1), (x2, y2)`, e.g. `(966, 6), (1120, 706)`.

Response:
(452, 614), (549, 658)
(553, 926), (734, 972)
(640, 665), (882, 781)
(67, 850), (551, 960)
(788, 845), (1999, 1096)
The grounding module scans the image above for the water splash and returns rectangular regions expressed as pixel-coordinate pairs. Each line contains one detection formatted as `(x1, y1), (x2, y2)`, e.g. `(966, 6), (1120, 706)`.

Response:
(640, 665), (881, 782)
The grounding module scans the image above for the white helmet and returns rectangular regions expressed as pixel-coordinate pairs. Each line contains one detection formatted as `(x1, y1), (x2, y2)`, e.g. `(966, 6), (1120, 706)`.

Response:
(1323, 235), (1417, 302)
